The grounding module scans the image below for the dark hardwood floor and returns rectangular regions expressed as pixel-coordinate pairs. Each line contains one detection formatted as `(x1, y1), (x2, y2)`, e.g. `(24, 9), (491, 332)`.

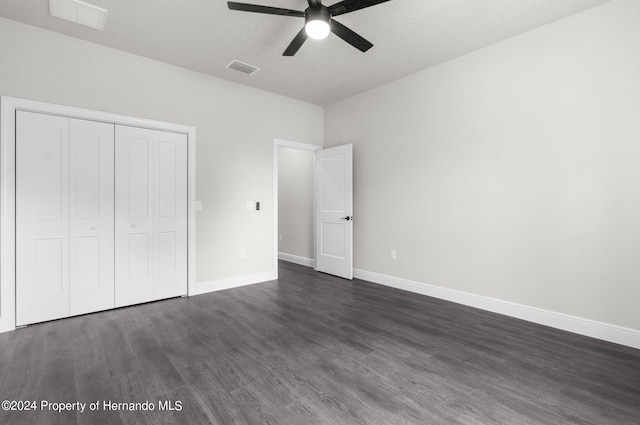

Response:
(1, 261), (639, 424)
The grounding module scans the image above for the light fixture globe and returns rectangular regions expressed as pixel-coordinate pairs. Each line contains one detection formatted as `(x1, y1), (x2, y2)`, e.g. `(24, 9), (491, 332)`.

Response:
(305, 20), (330, 39)
(305, 5), (331, 40)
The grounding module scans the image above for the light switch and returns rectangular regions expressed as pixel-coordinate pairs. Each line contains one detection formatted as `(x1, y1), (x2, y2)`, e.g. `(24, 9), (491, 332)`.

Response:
(195, 201), (202, 211)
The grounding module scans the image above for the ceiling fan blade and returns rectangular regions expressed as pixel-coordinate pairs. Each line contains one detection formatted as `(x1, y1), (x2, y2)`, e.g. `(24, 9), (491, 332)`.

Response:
(330, 19), (373, 52)
(227, 2), (305, 17)
(307, 0), (322, 7)
(283, 27), (308, 56)
(329, 0), (391, 17)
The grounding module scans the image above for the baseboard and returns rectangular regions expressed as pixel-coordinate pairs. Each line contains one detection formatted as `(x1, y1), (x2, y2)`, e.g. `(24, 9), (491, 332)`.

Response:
(354, 268), (640, 350)
(190, 270), (277, 296)
(278, 252), (315, 268)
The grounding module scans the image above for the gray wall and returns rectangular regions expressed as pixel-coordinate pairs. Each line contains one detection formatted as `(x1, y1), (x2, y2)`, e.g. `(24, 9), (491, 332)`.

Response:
(0, 17), (323, 286)
(324, 0), (640, 330)
(278, 147), (315, 261)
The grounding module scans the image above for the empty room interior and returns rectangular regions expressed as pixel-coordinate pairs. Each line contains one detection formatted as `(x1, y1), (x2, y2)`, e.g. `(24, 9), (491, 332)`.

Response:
(1, 0), (639, 424)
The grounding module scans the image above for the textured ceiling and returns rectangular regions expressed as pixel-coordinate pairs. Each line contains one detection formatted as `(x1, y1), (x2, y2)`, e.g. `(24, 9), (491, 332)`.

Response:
(0, 0), (610, 106)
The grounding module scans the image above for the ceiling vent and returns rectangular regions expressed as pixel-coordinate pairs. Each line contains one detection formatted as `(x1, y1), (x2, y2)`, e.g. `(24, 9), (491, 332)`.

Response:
(49, 0), (108, 31)
(226, 60), (260, 76)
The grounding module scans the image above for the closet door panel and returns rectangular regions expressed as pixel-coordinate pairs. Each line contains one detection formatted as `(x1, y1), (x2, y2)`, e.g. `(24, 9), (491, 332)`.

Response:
(154, 131), (188, 299)
(69, 118), (115, 316)
(16, 112), (70, 326)
(115, 126), (155, 307)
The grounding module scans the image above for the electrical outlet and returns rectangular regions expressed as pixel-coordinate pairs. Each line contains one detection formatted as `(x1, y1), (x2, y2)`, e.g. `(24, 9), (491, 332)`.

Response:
(240, 249), (246, 258)
(390, 249), (397, 260)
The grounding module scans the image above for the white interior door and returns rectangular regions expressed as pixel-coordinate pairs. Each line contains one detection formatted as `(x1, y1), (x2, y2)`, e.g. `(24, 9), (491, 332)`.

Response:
(69, 118), (115, 316)
(115, 126), (187, 307)
(315, 144), (353, 279)
(16, 111), (70, 325)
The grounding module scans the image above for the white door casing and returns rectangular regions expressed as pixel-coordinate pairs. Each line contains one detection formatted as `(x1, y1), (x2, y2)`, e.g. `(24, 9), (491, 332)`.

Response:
(115, 125), (187, 307)
(16, 112), (71, 326)
(315, 144), (353, 279)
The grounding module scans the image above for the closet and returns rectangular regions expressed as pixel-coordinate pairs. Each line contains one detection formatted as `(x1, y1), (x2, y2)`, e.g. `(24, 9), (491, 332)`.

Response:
(15, 111), (187, 326)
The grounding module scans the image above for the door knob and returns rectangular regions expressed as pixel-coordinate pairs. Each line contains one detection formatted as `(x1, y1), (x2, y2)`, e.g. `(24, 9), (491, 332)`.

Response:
(341, 216), (353, 221)
(91, 225), (96, 230)
(131, 224), (136, 228)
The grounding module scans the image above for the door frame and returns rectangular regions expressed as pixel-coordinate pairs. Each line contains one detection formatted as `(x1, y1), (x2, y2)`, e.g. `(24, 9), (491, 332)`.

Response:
(272, 139), (322, 279)
(0, 96), (197, 333)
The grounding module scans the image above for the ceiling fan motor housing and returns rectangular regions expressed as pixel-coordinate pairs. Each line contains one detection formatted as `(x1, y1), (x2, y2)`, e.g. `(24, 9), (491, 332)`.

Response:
(305, 5), (330, 26)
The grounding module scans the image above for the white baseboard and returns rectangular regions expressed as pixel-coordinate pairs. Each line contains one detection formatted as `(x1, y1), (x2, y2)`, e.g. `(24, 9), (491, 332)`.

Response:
(354, 268), (640, 350)
(278, 252), (315, 268)
(189, 270), (277, 296)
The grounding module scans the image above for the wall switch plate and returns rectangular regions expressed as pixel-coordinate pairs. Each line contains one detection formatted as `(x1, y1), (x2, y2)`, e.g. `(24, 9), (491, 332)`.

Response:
(195, 201), (202, 211)
(391, 249), (397, 260)
(279, 234), (283, 241)
(240, 249), (246, 258)
(245, 201), (253, 210)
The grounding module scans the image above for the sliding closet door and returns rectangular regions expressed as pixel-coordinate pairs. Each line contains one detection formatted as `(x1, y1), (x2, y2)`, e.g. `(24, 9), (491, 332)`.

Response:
(115, 126), (187, 307)
(69, 118), (115, 316)
(16, 112), (70, 326)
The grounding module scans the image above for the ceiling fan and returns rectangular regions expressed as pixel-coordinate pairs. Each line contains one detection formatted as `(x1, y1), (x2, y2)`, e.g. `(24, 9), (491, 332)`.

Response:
(227, 0), (391, 56)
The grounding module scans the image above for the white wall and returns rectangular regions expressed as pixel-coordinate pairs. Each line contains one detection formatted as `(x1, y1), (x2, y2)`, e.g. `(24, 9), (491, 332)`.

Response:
(0, 17), (323, 288)
(278, 147), (315, 260)
(324, 0), (640, 331)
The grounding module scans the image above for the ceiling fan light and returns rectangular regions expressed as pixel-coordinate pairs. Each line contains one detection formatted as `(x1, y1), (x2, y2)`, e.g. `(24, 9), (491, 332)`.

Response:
(305, 19), (330, 39)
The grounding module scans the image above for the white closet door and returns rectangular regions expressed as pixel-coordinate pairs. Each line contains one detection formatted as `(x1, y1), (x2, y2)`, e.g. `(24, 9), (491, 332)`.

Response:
(69, 118), (115, 316)
(115, 126), (155, 307)
(115, 126), (187, 307)
(153, 131), (188, 299)
(16, 112), (70, 326)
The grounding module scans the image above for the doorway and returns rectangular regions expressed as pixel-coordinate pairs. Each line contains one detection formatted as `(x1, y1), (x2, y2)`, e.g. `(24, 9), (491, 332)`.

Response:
(273, 139), (321, 278)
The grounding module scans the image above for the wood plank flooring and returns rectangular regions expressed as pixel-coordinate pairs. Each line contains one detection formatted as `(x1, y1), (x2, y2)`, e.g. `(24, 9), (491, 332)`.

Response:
(1, 260), (639, 424)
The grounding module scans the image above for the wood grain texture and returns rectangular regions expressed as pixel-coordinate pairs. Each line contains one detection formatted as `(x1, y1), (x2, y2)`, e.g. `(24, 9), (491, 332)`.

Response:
(1, 260), (639, 424)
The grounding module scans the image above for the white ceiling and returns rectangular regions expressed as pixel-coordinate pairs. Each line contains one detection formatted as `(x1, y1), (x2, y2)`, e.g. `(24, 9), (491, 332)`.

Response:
(0, 0), (610, 106)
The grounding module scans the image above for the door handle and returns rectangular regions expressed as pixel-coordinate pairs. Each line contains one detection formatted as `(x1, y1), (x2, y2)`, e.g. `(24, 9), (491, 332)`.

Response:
(131, 224), (136, 229)
(91, 225), (96, 230)
(341, 216), (353, 221)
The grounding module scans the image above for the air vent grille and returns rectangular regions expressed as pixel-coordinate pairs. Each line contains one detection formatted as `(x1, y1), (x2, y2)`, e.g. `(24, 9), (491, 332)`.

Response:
(226, 60), (260, 76)
(49, 0), (107, 30)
